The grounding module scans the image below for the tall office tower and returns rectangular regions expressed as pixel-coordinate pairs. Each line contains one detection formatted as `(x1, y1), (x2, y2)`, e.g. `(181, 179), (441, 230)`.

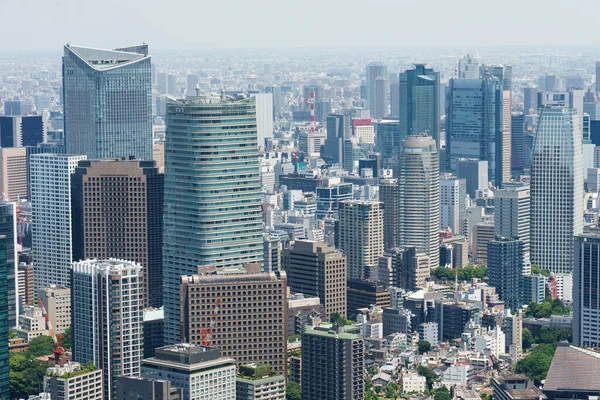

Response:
(71, 159), (164, 308)
(398, 134), (440, 268)
(31, 154), (87, 290)
(163, 94), (263, 344)
(323, 113), (351, 166)
(390, 81), (400, 118)
(487, 238), (524, 311)
(0, 202), (17, 327)
(523, 86), (539, 116)
(142, 345), (236, 400)
(0, 236), (8, 399)
(573, 232), (600, 348)
(487, 65), (513, 92)
(302, 322), (365, 400)
(447, 77), (510, 187)
(180, 265), (287, 374)
(375, 119), (401, 163)
(380, 179), (399, 250)
(166, 74), (177, 97)
(71, 259), (144, 400)
(366, 62), (388, 119)
(156, 72), (167, 94)
(253, 93), (274, 148)
(44, 362), (103, 400)
(283, 240), (347, 319)
(185, 74), (198, 97)
(315, 100), (332, 122)
(338, 200), (384, 280)
(0, 147), (27, 201)
(531, 107), (583, 275)
(0, 115), (45, 147)
(511, 113), (526, 171)
(62, 44), (152, 160)
(399, 64), (440, 146)
(458, 54), (479, 79)
(457, 159), (489, 198)
(266, 85), (285, 116)
(596, 61), (600, 93)
(538, 90), (585, 135)
(440, 174), (466, 235)
(495, 185), (530, 269)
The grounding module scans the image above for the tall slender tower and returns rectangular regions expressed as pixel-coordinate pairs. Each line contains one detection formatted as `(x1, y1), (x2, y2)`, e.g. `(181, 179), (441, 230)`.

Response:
(163, 94), (263, 344)
(398, 134), (440, 268)
(62, 44), (152, 160)
(531, 107), (583, 275)
(366, 62), (388, 120)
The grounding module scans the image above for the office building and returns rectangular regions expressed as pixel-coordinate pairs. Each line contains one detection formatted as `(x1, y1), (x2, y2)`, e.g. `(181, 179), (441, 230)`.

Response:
(115, 377), (183, 400)
(522, 274), (547, 304)
(390, 81), (400, 118)
(302, 322), (364, 400)
(440, 174), (466, 234)
(0, 202), (17, 328)
(434, 299), (481, 341)
(236, 364), (286, 400)
(523, 86), (539, 116)
(142, 345), (236, 400)
(254, 93), (274, 148)
(18, 263), (34, 307)
(488, 238), (524, 311)
(380, 179), (399, 250)
(163, 94), (263, 344)
(316, 180), (352, 220)
(0, 236), (7, 399)
(447, 78), (510, 186)
(283, 240), (347, 319)
(531, 107), (583, 275)
(167, 74), (177, 97)
(473, 223), (495, 265)
(0, 147), (27, 201)
(186, 74), (199, 97)
(458, 54), (480, 79)
(31, 154), (87, 290)
(347, 279), (391, 315)
(180, 264), (287, 374)
(375, 119), (401, 163)
(503, 310), (523, 362)
(38, 285), (70, 333)
(153, 140), (164, 172)
(596, 61), (600, 93)
(44, 362), (103, 400)
(511, 113), (526, 171)
(71, 259), (144, 399)
(62, 44), (152, 160)
(495, 185), (530, 268)
(3, 99), (33, 116)
(398, 134), (440, 267)
(339, 200), (383, 280)
(298, 131), (327, 157)
(0, 115), (45, 148)
(71, 159), (164, 308)
(156, 72), (167, 94)
(366, 62), (388, 120)
(323, 113), (352, 169)
(390, 246), (431, 291)
(15, 305), (48, 341)
(382, 307), (412, 335)
(143, 308), (164, 359)
(573, 233), (600, 347)
(457, 159), (488, 198)
(399, 64), (440, 146)
(538, 90), (585, 133)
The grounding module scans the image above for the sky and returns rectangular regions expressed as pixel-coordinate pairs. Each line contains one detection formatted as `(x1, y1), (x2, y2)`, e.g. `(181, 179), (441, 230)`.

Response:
(0, 0), (597, 53)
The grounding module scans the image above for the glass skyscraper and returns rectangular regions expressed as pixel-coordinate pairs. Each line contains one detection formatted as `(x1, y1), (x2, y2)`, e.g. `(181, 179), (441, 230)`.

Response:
(62, 44), (152, 160)
(0, 236), (8, 399)
(163, 94), (263, 344)
(0, 202), (17, 328)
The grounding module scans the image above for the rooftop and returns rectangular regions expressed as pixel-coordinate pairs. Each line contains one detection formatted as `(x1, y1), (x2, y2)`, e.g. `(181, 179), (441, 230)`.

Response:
(544, 343), (600, 392)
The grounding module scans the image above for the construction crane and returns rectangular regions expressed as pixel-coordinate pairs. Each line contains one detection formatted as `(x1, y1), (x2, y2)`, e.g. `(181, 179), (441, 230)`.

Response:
(319, 201), (334, 230)
(306, 91), (316, 132)
(200, 298), (221, 347)
(38, 297), (64, 366)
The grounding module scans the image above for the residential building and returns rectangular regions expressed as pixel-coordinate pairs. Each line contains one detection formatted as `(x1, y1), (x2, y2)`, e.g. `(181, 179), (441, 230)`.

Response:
(163, 94), (263, 344)
(44, 362), (103, 400)
(488, 238), (524, 311)
(494, 185), (530, 269)
(142, 345), (236, 400)
(573, 233), (600, 347)
(115, 376), (183, 400)
(71, 159), (164, 308)
(380, 179), (399, 250)
(339, 200), (383, 280)
(283, 240), (347, 319)
(71, 259), (144, 399)
(38, 285), (71, 333)
(418, 322), (439, 347)
(503, 310), (523, 362)
(403, 374), (427, 394)
(0, 147), (27, 201)
(180, 264), (287, 374)
(236, 364), (286, 400)
(531, 107), (583, 276)
(302, 322), (364, 400)
(17, 263), (34, 307)
(31, 154), (87, 290)
(399, 134), (440, 267)
(440, 174), (466, 234)
(387, 246), (430, 290)
(62, 44), (152, 160)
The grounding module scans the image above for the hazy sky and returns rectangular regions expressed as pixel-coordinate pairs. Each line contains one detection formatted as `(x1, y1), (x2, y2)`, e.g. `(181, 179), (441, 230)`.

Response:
(1, 0), (597, 52)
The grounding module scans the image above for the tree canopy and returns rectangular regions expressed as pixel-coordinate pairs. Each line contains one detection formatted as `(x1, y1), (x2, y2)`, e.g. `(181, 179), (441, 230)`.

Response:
(418, 340), (431, 354)
(286, 381), (301, 400)
(515, 343), (556, 385)
(417, 365), (438, 390)
(431, 265), (487, 282)
(524, 297), (571, 318)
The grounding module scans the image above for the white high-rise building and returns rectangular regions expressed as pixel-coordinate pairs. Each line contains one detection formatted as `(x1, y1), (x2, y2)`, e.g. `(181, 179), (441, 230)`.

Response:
(399, 134), (440, 268)
(31, 154), (87, 290)
(495, 184), (531, 271)
(254, 93), (274, 148)
(440, 174), (466, 235)
(531, 107), (583, 276)
(71, 258), (144, 400)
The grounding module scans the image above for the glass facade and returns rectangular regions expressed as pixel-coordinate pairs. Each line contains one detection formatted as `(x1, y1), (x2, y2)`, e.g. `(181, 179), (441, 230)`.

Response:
(0, 236), (8, 399)
(163, 95), (263, 344)
(0, 202), (16, 328)
(62, 44), (152, 160)
(574, 234), (600, 348)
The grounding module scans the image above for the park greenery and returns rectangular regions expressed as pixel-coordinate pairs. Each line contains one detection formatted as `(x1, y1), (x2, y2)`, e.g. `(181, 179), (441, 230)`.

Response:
(285, 381), (301, 400)
(515, 343), (556, 385)
(523, 297), (571, 319)
(431, 265), (487, 282)
(10, 335), (56, 398)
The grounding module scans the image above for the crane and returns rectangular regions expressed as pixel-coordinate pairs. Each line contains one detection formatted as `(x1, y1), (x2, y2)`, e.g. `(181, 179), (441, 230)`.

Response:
(38, 297), (64, 366)
(319, 201), (334, 230)
(200, 298), (221, 347)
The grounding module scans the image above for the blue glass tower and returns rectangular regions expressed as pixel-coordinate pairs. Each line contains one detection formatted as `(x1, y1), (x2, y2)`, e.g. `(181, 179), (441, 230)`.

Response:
(62, 44), (152, 160)
(0, 202), (16, 328)
(163, 94), (264, 344)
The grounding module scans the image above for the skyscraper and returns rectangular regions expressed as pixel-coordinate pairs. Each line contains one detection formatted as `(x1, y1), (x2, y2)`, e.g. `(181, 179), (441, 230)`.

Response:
(31, 154), (87, 290)
(71, 159), (164, 308)
(523, 86), (539, 116)
(62, 44), (152, 160)
(380, 179), (399, 250)
(398, 134), (440, 268)
(495, 185), (530, 269)
(0, 115), (45, 148)
(338, 200), (384, 280)
(0, 202), (17, 328)
(163, 94), (263, 344)
(596, 61), (600, 93)
(488, 238), (524, 311)
(511, 112), (526, 172)
(366, 62), (388, 119)
(399, 64), (440, 146)
(440, 174), (466, 235)
(323, 113), (352, 169)
(573, 232), (600, 348)
(71, 259), (144, 400)
(0, 236), (8, 399)
(447, 77), (510, 186)
(531, 107), (583, 275)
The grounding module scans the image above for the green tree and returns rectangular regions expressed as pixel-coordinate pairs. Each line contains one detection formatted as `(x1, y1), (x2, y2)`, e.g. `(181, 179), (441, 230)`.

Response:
(26, 335), (55, 358)
(531, 265), (551, 277)
(434, 386), (451, 400)
(522, 328), (534, 349)
(9, 354), (48, 398)
(417, 365), (438, 390)
(418, 340), (431, 354)
(385, 381), (401, 399)
(286, 381), (302, 400)
(329, 312), (352, 325)
(8, 329), (17, 339)
(514, 343), (556, 385)
(62, 327), (72, 350)
(287, 334), (301, 343)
